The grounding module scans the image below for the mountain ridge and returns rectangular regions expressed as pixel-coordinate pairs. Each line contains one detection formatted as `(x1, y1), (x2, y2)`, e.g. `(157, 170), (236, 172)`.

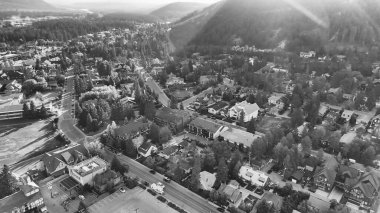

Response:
(0, 0), (56, 11)
(150, 2), (209, 22)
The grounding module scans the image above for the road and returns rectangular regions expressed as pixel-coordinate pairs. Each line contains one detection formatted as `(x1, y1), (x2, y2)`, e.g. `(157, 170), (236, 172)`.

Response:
(104, 150), (219, 213)
(143, 73), (171, 107)
(58, 69), (86, 144)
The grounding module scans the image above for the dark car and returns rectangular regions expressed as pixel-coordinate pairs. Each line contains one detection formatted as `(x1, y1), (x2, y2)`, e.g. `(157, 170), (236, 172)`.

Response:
(149, 170), (156, 174)
(217, 207), (225, 212)
(143, 181), (149, 186)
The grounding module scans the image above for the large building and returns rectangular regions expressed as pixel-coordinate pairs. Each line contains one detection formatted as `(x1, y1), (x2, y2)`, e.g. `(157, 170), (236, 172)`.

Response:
(217, 126), (261, 148)
(154, 107), (194, 134)
(68, 156), (108, 186)
(43, 144), (89, 177)
(0, 176), (47, 213)
(188, 117), (223, 140)
(229, 101), (260, 122)
(239, 165), (269, 187)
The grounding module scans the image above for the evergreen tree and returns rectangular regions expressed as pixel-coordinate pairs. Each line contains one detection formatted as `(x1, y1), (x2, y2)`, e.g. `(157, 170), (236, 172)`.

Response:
(40, 104), (48, 118)
(22, 102), (30, 118)
(30, 101), (36, 118)
(247, 118), (256, 134)
(0, 165), (14, 199)
(86, 113), (93, 132)
(216, 157), (229, 184)
(190, 155), (202, 192)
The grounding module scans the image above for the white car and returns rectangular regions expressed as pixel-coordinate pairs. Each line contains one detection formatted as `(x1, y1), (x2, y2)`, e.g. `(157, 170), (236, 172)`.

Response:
(119, 187), (126, 193)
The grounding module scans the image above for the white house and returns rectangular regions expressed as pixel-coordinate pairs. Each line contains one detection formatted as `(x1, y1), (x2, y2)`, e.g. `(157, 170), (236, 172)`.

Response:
(68, 156), (108, 186)
(229, 101), (260, 122)
(138, 141), (157, 158)
(199, 171), (216, 191)
(239, 165), (269, 187)
(341, 110), (354, 121)
(300, 51), (316, 58)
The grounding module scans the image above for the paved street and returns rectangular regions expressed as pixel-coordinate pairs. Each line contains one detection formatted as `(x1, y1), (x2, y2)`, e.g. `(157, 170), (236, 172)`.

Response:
(144, 74), (171, 107)
(58, 70), (86, 144)
(104, 150), (219, 213)
(89, 188), (177, 213)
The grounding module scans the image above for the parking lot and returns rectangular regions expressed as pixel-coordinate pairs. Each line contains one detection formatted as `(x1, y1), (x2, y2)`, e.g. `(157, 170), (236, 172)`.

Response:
(88, 187), (177, 213)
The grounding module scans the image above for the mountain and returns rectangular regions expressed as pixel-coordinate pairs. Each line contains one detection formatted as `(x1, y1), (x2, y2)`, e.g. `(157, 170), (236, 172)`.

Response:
(0, 0), (56, 11)
(170, 0), (380, 52)
(150, 2), (209, 22)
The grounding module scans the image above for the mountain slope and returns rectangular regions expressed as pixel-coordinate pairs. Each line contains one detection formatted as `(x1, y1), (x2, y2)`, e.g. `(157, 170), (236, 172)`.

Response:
(170, 0), (380, 51)
(0, 0), (55, 11)
(150, 2), (208, 21)
(169, 1), (224, 50)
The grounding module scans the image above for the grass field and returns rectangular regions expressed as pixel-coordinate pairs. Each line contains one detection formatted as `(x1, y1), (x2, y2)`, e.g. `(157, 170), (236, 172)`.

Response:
(256, 115), (290, 133)
(0, 119), (56, 166)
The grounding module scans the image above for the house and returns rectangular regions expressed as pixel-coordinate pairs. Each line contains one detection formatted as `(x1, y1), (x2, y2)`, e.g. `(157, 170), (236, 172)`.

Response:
(166, 73), (185, 87)
(138, 141), (157, 157)
(335, 162), (380, 208)
(343, 93), (355, 101)
(229, 101), (260, 122)
(291, 170), (304, 183)
(339, 132), (356, 145)
(217, 126), (261, 148)
(218, 180), (242, 204)
(93, 169), (122, 193)
(114, 120), (150, 139)
(268, 93), (286, 109)
(43, 144), (89, 177)
(188, 117), (223, 140)
(319, 105), (329, 118)
(199, 171), (216, 191)
(158, 146), (178, 159)
(314, 157), (339, 192)
(300, 51), (316, 58)
(68, 156), (108, 186)
(0, 184), (46, 213)
(154, 107), (194, 134)
(341, 110), (354, 121)
(199, 75), (217, 85)
(208, 101), (229, 115)
(239, 165), (269, 187)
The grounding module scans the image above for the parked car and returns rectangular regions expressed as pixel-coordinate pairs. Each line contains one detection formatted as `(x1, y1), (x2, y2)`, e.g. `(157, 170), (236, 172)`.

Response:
(163, 176), (171, 183)
(217, 207), (225, 212)
(149, 170), (156, 174)
(119, 187), (126, 193)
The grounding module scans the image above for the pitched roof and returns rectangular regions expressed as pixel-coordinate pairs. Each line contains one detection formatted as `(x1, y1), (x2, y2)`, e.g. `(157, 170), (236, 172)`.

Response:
(354, 172), (380, 198)
(199, 171), (216, 191)
(138, 141), (154, 155)
(0, 190), (43, 213)
(114, 121), (150, 137)
(209, 101), (228, 111)
(155, 107), (192, 124)
(43, 144), (88, 174)
(189, 117), (222, 133)
(231, 101), (260, 115)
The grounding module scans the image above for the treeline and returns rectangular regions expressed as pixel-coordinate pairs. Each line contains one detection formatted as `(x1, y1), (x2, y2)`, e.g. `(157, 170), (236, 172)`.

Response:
(0, 17), (135, 43)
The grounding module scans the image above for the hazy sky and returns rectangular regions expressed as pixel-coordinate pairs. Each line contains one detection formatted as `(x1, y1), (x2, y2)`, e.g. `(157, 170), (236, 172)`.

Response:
(45, 0), (220, 5)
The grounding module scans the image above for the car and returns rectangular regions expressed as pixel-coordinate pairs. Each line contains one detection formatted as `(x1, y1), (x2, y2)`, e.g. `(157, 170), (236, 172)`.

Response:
(149, 170), (156, 174)
(119, 187), (126, 193)
(116, 152), (122, 156)
(163, 176), (171, 183)
(143, 181), (149, 186)
(78, 195), (85, 200)
(217, 207), (225, 212)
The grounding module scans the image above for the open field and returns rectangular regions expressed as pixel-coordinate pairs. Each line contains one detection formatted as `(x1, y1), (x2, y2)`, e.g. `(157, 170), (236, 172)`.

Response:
(256, 115), (289, 133)
(0, 119), (56, 166)
(88, 187), (177, 213)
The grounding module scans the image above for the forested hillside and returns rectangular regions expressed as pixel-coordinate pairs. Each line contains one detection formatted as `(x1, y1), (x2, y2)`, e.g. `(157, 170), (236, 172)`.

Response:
(170, 0), (380, 52)
(150, 2), (208, 21)
(0, 0), (55, 11)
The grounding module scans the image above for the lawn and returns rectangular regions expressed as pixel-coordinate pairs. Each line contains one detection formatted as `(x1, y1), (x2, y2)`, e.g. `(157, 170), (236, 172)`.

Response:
(256, 115), (290, 133)
(0, 119), (56, 166)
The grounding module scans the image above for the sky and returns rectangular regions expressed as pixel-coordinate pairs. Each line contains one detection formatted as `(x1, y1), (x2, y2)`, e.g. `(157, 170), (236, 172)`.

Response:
(45, 0), (220, 5)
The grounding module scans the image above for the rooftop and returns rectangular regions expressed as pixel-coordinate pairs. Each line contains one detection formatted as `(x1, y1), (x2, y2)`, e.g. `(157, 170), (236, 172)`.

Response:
(0, 190), (43, 213)
(189, 117), (223, 133)
(219, 127), (261, 147)
(71, 156), (107, 177)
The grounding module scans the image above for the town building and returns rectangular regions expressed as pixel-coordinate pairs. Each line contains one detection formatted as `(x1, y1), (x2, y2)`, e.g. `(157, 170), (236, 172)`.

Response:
(218, 180), (242, 204)
(199, 75), (217, 85)
(114, 120), (150, 139)
(229, 101), (260, 122)
(217, 126), (261, 148)
(68, 156), (108, 186)
(188, 117), (223, 140)
(43, 144), (89, 177)
(199, 171), (216, 191)
(93, 169), (122, 193)
(239, 165), (269, 187)
(268, 93), (286, 109)
(154, 107), (194, 134)
(138, 141), (157, 157)
(0, 181), (46, 213)
(208, 101), (229, 115)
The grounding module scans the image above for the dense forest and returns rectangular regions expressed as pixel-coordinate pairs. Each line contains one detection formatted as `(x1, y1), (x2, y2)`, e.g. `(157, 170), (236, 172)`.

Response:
(171, 0), (380, 52)
(0, 13), (156, 44)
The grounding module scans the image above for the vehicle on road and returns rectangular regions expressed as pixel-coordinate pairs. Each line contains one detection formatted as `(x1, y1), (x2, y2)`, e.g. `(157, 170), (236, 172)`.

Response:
(116, 152), (122, 156)
(143, 181), (149, 186)
(163, 176), (171, 183)
(149, 169), (156, 174)
(217, 207), (225, 212)
(151, 182), (165, 195)
(119, 187), (126, 193)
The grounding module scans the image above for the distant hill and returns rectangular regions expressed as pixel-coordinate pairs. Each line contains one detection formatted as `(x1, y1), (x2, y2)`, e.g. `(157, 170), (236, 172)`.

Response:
(0, 0), (56, 11)
(170, 0), (380, 52)
(150, 2), (208, 22)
